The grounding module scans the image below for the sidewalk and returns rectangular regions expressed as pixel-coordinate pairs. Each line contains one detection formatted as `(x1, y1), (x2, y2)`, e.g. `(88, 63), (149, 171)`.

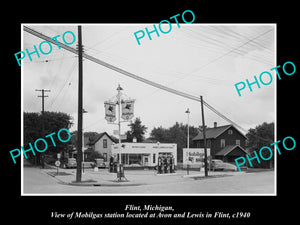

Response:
(41, 166), (240, 187)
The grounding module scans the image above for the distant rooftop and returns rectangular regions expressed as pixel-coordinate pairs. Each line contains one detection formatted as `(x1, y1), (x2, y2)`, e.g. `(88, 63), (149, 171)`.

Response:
(192, 124), (232, 141)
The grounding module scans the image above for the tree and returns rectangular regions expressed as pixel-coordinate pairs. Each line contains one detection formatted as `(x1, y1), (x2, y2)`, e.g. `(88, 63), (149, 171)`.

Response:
(70, 131), (98, 146)
(168, 122), (187, 162)
(246, 122), (274, 168)
(125, 117), (148, 142)
(24, 111), (73, 165)
(149, 126), (169, 143)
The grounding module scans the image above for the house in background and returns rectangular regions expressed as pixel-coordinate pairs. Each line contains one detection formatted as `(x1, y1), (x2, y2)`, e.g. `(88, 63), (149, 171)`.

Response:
(69, 132), (91, 159)
(192, 122), (248, 163)
(87, 132), (116, 162)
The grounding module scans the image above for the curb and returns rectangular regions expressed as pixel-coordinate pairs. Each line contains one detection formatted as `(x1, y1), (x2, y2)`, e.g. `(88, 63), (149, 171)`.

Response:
(192, 174), (233, 180)
(42, 168), (146, 187)
(182, 174), (204, 178)
(246, 168), (274, 173)
(64, 181), (147, 187)
(155, 173), (178, 176)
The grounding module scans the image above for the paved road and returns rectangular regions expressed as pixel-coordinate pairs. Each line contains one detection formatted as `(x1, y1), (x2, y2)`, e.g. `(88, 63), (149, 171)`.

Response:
(23, 167), (275, 195)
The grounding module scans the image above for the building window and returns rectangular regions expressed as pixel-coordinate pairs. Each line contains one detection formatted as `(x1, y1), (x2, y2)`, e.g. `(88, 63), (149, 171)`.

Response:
(153, 153), (156, 164)
(228, 129), (233, 135)
(221, 139), (226, 148)
(128, 154), (142, 165)
(103, 139), (107, 148)
(236, 139), (240, 146)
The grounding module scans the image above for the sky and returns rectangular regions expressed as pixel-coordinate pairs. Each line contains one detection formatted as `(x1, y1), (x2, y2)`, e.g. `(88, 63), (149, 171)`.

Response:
(22, 24), (276, 138)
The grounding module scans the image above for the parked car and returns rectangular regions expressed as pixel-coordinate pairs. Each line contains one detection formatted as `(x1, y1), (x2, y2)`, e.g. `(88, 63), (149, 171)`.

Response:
(210, 159), (237, 171)
(65, 158), (77, 168)
(91, 158), (107, 168)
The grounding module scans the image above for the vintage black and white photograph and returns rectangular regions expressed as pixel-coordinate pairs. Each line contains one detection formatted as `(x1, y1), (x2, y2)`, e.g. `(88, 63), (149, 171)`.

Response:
(21, 23), (276, 195)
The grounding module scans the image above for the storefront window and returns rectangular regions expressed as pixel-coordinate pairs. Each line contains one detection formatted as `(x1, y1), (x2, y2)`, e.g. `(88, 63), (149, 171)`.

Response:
(120, 154), (153, 166)
(128, 154), (142, 166)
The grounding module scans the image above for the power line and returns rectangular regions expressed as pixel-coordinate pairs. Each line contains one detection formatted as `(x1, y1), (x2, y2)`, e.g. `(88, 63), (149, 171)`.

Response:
(211, 26), (274, 53)
(24, 26), (268, 139)
(47, 60), (77, 110)
(171, 27), (274, 85)
(134, 27), (274, 105)
(176, 27), (274, 67)
(22, 26), (241, 122)
(24, 26), (200, 101)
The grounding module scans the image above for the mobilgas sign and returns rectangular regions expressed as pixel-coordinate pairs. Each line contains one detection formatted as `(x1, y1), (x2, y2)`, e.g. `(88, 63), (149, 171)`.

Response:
(183, 148), (211, 165)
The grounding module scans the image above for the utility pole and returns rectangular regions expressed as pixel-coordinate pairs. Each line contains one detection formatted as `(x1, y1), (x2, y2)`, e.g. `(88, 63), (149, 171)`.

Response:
(35, 89), (50, 113)
(35, 89), (50, 168)
(76, 25), (83, 182)
(200, 96), (208, 177)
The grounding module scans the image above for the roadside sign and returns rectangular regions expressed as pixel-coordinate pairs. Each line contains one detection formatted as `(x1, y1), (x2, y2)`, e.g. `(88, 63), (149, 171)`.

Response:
(55, 160), (60, 176)
(57, 153), (61, 159)
(121, 100), (135, 120)
(55, 160), (61, 167)
(183, 148), (210, 165)
(104, 101), (116, 122)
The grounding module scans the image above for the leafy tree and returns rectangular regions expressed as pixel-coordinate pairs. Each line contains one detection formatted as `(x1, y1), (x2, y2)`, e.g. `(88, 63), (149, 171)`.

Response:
(125, 117), (148, 142)
(246, 122), (274, 168)
(24, 111), (73, 165)
(70, 131), (99, 146)
(149, 126), (169, 143)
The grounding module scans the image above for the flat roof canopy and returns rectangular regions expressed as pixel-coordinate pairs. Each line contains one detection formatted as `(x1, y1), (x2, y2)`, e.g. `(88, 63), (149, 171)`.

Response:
(111, 142), (177, 154)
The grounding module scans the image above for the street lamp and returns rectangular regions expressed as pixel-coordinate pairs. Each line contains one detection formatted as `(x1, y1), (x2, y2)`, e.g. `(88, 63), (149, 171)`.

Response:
(185, 108), (190, 175)
(116, 84), (127, 181)
(105, 84), (133, 181)
(185, 108), (190, 149)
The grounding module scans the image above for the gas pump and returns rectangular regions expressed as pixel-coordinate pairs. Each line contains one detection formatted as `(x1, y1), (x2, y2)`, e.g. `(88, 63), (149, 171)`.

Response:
(157, 154), (162, 174)
(161, 155), (165, 173)
(109, 156), (114, 173)
(170, 155), (175, 173)
(166, 155), (171, 173)
(164, 156), (168, 173)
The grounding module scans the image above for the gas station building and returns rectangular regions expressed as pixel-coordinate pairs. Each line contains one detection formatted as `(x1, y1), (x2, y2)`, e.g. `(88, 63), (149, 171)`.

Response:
(111, 142), (177, 167)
